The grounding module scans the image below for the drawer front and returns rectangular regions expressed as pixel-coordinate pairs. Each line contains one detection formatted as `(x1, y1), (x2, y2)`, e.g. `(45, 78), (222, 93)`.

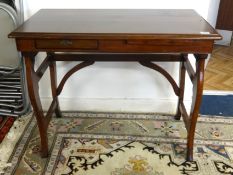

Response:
(98, 39), (213, 53)
(35, 39), (98, 50)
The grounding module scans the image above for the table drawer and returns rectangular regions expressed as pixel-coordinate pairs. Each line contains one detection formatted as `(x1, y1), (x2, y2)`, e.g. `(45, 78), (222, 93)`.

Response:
(35, 39), (98, 50)
(98, 39), (213, 53)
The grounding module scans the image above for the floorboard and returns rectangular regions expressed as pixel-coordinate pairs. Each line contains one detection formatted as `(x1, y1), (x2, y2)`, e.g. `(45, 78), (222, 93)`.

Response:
(204, 42), (233, 91)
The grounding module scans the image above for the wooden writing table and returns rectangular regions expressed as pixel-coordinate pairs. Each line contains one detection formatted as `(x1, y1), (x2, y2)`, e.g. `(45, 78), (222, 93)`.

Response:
(9, 9), (221, 161)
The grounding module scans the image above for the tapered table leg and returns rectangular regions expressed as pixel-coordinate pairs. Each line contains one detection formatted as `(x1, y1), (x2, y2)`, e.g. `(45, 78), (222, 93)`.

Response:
(49, 54), (62, 118)
(24, 53), (49, 158)
(186, 54), (206, 161)
(174, 55), (186, 120)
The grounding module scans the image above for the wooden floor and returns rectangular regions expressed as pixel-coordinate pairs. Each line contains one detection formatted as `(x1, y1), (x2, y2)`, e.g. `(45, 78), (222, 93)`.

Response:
(204, 43), (233, 91)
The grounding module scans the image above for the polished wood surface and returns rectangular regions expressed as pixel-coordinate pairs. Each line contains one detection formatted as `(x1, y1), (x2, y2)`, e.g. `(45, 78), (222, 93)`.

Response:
(9, 10), (221, 54)
(9, 9), (221, 161)
(10, 9), (220, 39)
(216, 0), (233, 31)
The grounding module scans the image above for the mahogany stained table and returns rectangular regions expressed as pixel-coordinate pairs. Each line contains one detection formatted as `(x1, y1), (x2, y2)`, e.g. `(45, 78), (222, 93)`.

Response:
(9, 9), (221, 161)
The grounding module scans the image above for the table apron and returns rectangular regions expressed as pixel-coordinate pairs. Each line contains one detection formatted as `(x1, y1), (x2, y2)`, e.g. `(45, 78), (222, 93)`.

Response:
(16, 39), (214, 53)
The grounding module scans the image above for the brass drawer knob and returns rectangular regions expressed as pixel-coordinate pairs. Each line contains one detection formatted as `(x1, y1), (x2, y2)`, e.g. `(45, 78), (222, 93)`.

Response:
(59, 40), (73, 46)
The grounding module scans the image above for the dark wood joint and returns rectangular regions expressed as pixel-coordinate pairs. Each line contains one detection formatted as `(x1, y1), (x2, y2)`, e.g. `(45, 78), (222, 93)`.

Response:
(184, 55), (195, 82)
(22, 51), (38, 59)
(16, 39), (36, 51)
(194, 54), (209, 60)
(36, 55), (51, 80)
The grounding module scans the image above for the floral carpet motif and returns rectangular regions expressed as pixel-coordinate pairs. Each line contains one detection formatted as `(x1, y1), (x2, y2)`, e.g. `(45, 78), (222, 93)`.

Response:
(3, 112), (233, 175)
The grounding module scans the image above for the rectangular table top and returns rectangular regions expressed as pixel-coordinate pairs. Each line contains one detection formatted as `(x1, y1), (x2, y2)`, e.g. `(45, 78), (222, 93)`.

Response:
(9, 9), (221, 40)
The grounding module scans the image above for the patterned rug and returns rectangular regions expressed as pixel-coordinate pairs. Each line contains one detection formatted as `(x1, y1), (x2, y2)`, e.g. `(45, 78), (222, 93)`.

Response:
(2, 112), (233, 175)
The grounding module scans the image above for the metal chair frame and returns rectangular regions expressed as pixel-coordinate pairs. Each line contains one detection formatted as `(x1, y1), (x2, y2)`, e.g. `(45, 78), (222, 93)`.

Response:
(0, 0), (30, 117)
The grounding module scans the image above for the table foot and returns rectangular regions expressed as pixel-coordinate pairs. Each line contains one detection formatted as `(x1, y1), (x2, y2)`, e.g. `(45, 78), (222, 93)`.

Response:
(55, 110), (62, 118)
(40, 149), (49, 158)
(174, 114), (181, 120)
(186, 149), (193, 162)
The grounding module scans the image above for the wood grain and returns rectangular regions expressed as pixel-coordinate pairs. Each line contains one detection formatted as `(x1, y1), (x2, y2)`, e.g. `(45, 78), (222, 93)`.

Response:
(9, 9), (221, 40)
(204, 44), (233, 91)
(216, 0), (233, 31)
